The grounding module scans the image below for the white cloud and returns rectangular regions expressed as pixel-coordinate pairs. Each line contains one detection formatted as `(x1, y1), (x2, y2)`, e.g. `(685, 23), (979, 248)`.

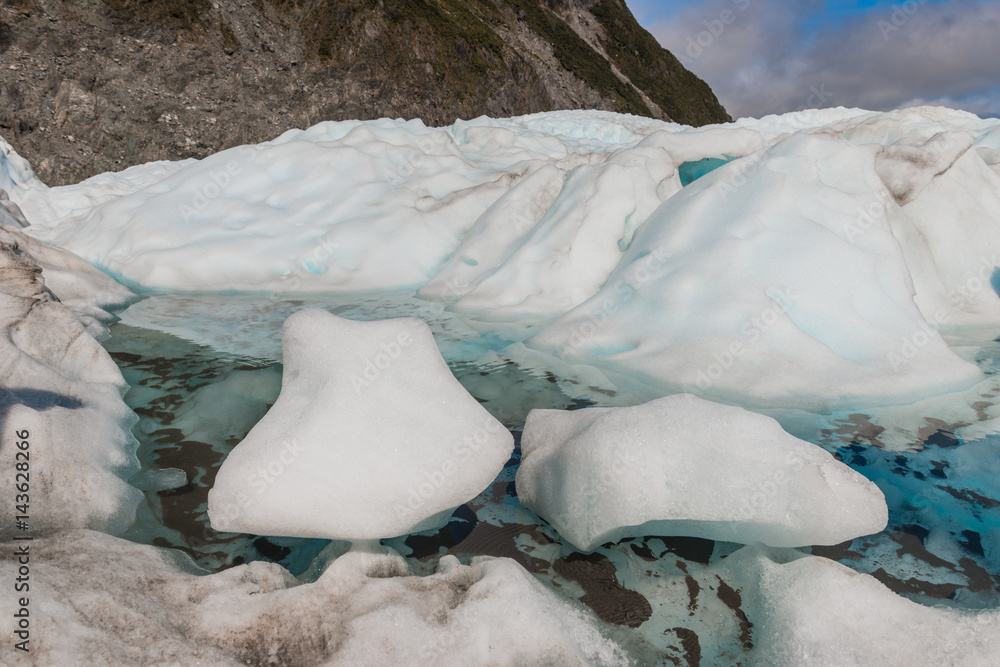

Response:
(643, 0), (1000, 119)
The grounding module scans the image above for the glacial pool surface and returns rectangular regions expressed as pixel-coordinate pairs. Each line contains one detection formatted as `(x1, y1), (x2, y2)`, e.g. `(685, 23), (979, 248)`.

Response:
(103, 292), (1000, 662)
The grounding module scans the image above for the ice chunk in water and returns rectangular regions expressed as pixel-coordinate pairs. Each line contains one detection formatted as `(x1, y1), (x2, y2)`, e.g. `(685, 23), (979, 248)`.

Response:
(516, 394), (887, 551)
(208, 308), (513, 541)
(724, 545), (1000, 666)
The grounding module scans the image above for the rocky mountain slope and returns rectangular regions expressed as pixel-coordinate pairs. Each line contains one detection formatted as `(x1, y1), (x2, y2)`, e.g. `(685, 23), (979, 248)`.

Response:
(0, 0), (729, 185)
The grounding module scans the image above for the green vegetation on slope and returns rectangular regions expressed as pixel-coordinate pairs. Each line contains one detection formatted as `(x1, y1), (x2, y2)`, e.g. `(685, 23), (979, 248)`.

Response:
(266, 0), (540, 118)
(277, 0), (507, 76)
(98, 0), (728, 125)
(507, 0), (651, 117)
(592, 0), (730, 125)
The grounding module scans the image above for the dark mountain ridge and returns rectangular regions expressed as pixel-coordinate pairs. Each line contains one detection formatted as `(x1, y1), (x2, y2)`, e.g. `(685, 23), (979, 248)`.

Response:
(0, 0), (729, 185)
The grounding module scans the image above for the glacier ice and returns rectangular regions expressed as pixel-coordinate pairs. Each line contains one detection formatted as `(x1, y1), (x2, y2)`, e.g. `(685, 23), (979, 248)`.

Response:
(0, 225), (140, 537)
(3, 104), (1000, 664)
(0, 529), (629, 666)
(1, 223), (136, 339)
(4, 106), (999, 409)
(15, 124), (541, 292)
(884, 136), (1000, 329)
(723, 546), (1000, 666)
(0, 188), (30, 228)
(418, 128), (764, 321)
(208, 308), (513, 541)
(528, 132), (986, 410)
(5, 107), (995, 411)
(422, 137), (678, 319)
(516, 394), (887, 551)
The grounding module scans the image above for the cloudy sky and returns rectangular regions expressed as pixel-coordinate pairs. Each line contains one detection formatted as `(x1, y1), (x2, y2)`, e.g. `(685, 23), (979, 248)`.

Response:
(625, 0), (1000, 120)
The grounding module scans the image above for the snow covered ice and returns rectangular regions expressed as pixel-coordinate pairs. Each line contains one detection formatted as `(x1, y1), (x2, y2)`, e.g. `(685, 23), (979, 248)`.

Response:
(0, 225), (140, 538)
(516, 394), (888, 551)
(0, 530), (631, 666)
(722, 546), (1000, 666)
(527, 130), (987, 410)
(3, 105), (1000, 664)
(7, 107), (1000, 409)
(208, 308), (514, 541)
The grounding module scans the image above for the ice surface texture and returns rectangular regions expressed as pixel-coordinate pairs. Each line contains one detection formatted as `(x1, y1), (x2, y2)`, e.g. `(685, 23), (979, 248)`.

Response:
(528, 131), (988, 410)
(0, 530), (629, 666)
(208, 308), (514, 541)
(3, 106), (1000, 663)
(724, 546), (1000, 666)
(8, 106), (999, 410)
(517, 394), (887, 551)
(0, 225), (140, 537)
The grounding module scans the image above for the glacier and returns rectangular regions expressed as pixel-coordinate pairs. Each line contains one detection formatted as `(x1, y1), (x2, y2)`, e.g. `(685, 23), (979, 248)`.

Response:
(3, 104), (1000, 664)
(0, 224), (140, 538)
(0, 530), (630, 666)
(6, 106), (1000, 410)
